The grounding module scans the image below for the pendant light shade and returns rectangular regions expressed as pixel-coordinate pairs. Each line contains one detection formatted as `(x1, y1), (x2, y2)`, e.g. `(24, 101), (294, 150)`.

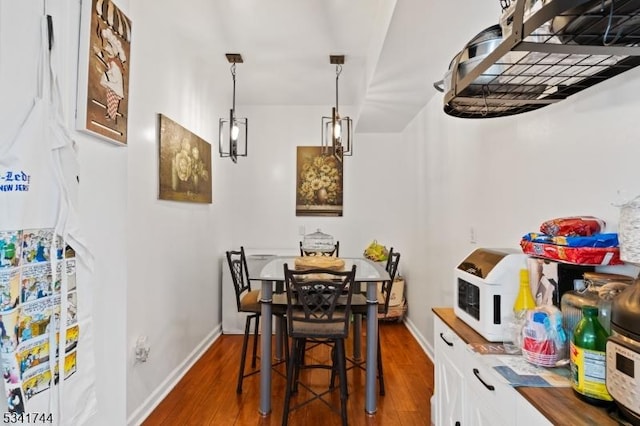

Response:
(321, 55), (352, 160)
(219, 53), (248, 163)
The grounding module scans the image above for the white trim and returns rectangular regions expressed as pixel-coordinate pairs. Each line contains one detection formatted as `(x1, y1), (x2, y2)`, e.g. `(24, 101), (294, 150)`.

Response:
(403, 316), (434, 363)
(126, 326), (222, 426)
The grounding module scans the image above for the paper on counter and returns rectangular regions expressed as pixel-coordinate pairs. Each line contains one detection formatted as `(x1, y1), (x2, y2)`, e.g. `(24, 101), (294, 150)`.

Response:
(493, 356), (571, 387)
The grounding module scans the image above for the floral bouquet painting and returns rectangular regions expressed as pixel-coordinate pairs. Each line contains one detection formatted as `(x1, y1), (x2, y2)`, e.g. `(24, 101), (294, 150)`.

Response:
(296, 147), (343, 216)
(158, 114), (212, 204)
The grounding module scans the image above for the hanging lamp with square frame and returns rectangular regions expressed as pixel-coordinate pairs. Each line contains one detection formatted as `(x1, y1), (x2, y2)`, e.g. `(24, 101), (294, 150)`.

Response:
(321, 55), (352, 160)
(219, 53), (248, 163)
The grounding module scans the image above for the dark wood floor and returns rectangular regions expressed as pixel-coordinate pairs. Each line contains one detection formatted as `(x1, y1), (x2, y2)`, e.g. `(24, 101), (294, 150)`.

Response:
(143, 321), (434, 425)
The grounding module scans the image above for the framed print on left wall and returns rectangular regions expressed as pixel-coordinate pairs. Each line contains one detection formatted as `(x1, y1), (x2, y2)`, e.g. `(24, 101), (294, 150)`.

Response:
(76, 0), (132, 145)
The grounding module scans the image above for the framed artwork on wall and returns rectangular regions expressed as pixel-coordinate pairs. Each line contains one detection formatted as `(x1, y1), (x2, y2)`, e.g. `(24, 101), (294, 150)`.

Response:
(158, 114), (212, 204)
(296, 146), (343, 217)
(76, 0), (132, 145)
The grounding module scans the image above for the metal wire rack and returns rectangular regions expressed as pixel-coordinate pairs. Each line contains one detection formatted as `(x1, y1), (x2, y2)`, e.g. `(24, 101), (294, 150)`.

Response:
(444, 0), (640, 118)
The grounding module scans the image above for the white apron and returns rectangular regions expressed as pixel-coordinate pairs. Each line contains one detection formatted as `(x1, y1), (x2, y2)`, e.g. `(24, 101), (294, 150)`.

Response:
(0, 11), (96, 426)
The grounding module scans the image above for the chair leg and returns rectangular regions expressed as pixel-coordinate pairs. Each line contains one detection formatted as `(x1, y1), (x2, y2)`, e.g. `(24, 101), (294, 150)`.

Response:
(292, 339), (305, 394)
(282, 317), (290, 367)
(377, 329), (385, 396)
(237, 315), (252, 394)
(251, 314), (260, 368)
(336, 339), (348, 426)
(282, 338), (298, 426)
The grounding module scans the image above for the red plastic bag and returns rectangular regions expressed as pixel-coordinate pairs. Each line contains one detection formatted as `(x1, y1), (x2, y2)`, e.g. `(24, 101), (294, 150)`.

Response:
(539, 216), (605, 237)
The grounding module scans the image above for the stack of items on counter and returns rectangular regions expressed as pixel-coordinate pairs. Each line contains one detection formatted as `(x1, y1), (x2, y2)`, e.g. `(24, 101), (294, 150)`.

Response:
(513, 215), (637, 408)
(520, 216), (623, 266)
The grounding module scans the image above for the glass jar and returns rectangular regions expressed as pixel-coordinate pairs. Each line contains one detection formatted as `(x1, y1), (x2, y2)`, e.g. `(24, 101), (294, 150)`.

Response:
(301, 228), (335, 253)
(561, 272), (633, 339)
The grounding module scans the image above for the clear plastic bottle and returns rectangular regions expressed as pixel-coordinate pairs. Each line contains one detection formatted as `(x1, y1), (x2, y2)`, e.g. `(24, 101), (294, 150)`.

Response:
(561, 272), (632, 340)
(570, 305), (613, 406)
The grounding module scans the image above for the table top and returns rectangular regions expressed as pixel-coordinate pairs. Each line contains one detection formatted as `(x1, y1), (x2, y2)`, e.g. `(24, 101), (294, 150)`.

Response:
(246, 255), (390, 282)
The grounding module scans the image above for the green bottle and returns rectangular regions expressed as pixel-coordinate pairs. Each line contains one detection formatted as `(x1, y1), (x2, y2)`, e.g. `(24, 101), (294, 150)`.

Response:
(569, 305), (612, 406)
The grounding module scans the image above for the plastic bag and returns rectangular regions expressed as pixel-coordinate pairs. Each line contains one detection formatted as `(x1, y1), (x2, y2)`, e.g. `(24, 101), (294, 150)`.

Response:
(363, 240), (389, 262)
(521, 306), (568, 367)
(539, 216), (605, 237)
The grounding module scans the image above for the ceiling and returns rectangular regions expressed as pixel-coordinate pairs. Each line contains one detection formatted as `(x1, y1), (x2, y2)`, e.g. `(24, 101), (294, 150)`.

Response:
(160, 0), (501, 133)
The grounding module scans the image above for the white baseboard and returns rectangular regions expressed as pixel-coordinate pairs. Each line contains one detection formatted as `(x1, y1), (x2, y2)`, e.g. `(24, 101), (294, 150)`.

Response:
(127, 325), (223, 426)
(403, 316), (434, 362)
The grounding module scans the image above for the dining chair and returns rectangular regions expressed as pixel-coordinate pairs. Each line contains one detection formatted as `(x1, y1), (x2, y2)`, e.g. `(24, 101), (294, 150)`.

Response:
(281, 263), (356, 426)
(225, 247), (289, 394)
(299, 240), (339, 257)
(347, 248), (401, 396)
(376, 248), (401, 395)
(225, 247), (260, 394)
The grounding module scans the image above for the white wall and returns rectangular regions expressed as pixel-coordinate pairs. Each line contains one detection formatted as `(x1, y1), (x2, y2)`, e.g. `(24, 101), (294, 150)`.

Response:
(124, 0), (236, 423)
(402, 66), (640, 354)
(8, 1), (640, 424)
(2, 1), (128, 425)
(229, 105), (413, 258)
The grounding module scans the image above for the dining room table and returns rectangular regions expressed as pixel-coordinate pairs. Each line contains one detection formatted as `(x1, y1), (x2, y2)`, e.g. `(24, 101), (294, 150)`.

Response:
(245, 255), (390, 416)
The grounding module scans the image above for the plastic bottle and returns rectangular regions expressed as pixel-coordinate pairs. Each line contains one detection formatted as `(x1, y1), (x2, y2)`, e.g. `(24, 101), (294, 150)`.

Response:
(504, 269), (537, 354)
(513, 269), (537, 312)
(569, 305), (613, 406)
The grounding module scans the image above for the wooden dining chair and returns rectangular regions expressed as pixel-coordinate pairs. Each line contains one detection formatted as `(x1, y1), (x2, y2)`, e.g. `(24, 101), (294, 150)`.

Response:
(299, 240), (339, 257)
(281, 263), (356, 426)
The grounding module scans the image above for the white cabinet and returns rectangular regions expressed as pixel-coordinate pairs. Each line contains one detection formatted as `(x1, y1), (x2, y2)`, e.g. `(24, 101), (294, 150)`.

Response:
(433, 315), (547, 426)
(434, 316), (465, 426)
(463, 348), (516, 426)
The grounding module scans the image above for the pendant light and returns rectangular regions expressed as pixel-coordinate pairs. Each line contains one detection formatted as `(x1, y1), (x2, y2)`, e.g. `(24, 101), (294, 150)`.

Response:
(321, 55), (352, 159)
(219, 53), (248, 163)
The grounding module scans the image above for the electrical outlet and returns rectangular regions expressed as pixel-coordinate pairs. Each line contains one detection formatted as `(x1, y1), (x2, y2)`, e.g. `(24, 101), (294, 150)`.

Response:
(298, 225), (305, 236)
(470, 226), (477, 244)
(135, 336), (150, 362)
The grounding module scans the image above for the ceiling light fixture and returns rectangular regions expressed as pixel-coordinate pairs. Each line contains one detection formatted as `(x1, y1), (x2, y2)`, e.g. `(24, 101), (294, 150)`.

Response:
(321, 55), (352, 160)
(219, 53), (248, 163)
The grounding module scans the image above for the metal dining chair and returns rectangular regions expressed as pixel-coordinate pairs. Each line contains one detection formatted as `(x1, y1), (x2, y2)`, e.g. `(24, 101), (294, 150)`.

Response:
(376, 248), (401, 395)
(281, 263), (356, 426)
(225, 247), (261, 394)
(226, 247), (289, 394)
(346, 248), (401, 396)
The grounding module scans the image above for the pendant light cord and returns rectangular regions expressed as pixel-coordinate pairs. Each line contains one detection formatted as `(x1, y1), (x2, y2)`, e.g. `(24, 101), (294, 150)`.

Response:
(335, 64), (342, 115)
(230, 63), (237, 112)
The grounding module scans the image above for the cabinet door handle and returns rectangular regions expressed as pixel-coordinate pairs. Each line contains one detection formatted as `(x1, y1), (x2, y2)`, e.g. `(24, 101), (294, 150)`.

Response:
(472, 368), (495, 391)
(439, 332), (454, 347)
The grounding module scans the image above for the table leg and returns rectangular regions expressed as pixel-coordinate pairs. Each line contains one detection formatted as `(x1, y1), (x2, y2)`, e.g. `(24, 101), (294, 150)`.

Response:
(365, 281), (378, 414)
(274, 281), (284, 360)
(259, 280), (273, 416)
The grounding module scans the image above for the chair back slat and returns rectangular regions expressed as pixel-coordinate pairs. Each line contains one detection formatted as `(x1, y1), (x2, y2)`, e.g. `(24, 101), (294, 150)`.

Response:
(283, 264), (356, 339)
(380, 248), (401, 315)
(226, 247), (251, 312)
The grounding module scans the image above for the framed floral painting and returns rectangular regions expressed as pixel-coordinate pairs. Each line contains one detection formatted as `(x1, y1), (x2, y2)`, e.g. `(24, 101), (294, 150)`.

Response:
(158, 114), (212, 204)
(76, 0), (132, 145)
(296, 146), (343, 216)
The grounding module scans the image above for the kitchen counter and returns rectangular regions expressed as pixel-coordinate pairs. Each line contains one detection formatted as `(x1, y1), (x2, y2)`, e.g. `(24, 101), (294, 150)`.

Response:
(433, 307), (618, 426)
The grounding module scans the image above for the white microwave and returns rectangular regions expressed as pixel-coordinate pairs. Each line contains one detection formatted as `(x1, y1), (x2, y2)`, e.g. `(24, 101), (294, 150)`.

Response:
(453, 248), (528, 342)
